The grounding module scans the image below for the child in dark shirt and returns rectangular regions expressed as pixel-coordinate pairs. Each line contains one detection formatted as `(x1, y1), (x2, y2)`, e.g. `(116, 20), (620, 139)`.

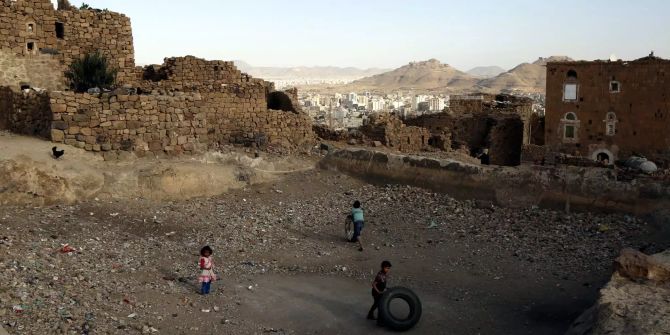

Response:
(367, 260), (392, 323)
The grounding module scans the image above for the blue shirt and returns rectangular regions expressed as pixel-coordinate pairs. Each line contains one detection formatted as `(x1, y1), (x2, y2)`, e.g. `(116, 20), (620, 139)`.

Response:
(352, 207), (364, 222)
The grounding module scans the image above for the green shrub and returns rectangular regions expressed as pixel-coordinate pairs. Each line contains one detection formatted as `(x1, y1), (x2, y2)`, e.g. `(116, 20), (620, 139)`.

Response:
(65, 51), (118, 92)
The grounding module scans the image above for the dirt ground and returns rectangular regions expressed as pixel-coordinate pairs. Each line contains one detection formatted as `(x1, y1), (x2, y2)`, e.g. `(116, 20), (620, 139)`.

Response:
(0, 164), (665, 334)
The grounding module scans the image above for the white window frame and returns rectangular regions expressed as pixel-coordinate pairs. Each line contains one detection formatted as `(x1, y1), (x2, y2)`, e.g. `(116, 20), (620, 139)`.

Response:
(604, 112), (617, 136)
(563, 83), (578, 101)
(562, 112), (580, 143)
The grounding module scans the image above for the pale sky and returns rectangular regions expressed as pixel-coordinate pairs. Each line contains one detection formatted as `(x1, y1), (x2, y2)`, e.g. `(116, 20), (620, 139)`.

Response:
(52, 0), (670, 70)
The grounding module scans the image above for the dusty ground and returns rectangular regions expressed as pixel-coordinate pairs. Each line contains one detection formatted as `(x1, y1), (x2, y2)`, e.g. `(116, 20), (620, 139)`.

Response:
(0, 161), (666, 334)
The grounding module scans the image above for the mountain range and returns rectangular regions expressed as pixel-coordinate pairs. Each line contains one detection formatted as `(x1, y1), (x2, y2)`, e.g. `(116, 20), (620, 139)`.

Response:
(234, 61), (388, 81)
(342, 56), (573, 93)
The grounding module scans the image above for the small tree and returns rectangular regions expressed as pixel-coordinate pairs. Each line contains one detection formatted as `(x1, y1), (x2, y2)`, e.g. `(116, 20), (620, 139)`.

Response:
(65, 51), (118, 92)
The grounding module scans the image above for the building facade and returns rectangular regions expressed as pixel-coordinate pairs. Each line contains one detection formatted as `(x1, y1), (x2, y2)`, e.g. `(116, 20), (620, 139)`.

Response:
(545, 55), (670, 164)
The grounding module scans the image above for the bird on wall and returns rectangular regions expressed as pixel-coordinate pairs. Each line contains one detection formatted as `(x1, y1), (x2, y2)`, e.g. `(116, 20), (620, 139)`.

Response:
(52, 146), (64, 159)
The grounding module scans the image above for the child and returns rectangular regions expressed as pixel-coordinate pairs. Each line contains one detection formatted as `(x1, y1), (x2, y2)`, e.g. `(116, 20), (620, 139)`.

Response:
(367, 260), (392, 323)
(351, 200), (365, 252)
(198, 246), (216, 295)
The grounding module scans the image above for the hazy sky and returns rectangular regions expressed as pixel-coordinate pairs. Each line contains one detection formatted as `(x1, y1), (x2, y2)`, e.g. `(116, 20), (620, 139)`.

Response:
(51, 0), (669, 70)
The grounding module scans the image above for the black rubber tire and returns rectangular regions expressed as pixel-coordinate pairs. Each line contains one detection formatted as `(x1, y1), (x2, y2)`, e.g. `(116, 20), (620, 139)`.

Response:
(378, 286), (422, 331)
(344, 214), (354, 241)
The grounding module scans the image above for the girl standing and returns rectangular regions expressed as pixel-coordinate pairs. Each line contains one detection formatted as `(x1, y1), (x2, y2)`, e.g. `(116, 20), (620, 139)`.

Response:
(198, 246), (216, 295)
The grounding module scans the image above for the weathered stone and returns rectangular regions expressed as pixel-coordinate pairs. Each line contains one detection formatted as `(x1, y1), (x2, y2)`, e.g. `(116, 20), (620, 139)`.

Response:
(614, 248), (670, 283)
(50, 129), (64, 142)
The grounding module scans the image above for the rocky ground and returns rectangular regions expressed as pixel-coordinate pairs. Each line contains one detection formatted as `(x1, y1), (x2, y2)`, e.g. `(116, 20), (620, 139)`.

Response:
(0, 168), (666, 335)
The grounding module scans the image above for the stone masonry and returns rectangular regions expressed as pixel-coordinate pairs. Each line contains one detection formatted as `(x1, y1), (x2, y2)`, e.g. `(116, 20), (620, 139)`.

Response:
(48, 89), (314, 158)
(0, 0), (135, 89)
(360, 113), (430, 152)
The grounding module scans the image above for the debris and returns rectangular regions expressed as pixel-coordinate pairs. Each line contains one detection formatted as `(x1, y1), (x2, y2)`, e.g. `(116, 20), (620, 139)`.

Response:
(59, 244), (77, 253)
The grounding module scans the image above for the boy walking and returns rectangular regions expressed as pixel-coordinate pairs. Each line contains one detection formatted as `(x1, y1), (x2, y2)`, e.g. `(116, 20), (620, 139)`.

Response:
(351, 201), (365, 252)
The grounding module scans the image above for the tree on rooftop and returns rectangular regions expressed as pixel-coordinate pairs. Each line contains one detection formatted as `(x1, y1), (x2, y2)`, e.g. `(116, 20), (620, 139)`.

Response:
(65, 51), (118, 92)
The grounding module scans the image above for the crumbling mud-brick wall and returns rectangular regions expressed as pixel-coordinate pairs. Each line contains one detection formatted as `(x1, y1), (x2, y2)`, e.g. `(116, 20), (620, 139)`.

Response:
(530, 113), (545, 145)
(48, 90), (315, 158)
(446, 94), (533, 145)
(0, 0), (135, 88)
(405, 111), (525, 166)
(487, 115), (524, 166)
(522, 144), (549, 164)
(361, 113), (429, 152)
(0, 86), (51, 138)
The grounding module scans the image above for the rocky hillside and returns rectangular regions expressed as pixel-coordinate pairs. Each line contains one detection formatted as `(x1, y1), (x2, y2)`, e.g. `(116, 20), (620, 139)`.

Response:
(479, 56), (573, 93)
(341, 56), (573, 93)
(345, 59), (479, 91)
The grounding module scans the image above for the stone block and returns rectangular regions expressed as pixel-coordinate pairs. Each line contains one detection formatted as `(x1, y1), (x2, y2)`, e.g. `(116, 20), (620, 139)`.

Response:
(50, 129), (64, 142)
(52, 121), (68, 130)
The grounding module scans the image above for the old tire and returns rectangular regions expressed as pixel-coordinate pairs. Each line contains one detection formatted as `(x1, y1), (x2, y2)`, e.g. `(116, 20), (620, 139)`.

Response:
(344, 214), (354, 241)
(378, 287), (422, 331)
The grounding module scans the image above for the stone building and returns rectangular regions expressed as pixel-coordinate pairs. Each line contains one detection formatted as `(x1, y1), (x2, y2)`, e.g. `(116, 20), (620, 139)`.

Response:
(0, 0), (135, 90)
(404, 94), (533, 166)
(0, 1), (316, 157)
(545, 54), (670, 164)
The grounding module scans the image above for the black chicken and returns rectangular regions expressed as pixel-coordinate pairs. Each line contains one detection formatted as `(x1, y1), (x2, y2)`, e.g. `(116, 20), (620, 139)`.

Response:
(52, 146), (65, 159)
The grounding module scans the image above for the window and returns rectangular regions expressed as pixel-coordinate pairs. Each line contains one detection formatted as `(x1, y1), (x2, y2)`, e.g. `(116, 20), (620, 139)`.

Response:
(567, 70), (578, 79)
(27, 23), (34, 33)
(609, 81), (620, 93)
(564, 84), (577, 101)
(55, 22), (64, 39)
(604, 112), (617, 136)
(565, 125), (576, 139)
(562, 112), (580, 142)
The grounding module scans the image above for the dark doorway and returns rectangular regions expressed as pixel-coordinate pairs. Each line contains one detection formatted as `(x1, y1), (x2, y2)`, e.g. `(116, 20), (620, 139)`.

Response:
(267, 91), (296, 112)
(56, 22), (65, 39)
(597, 152), (610, 164)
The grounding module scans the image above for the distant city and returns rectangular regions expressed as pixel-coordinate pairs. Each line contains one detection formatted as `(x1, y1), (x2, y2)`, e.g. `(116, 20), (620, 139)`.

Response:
(299, 90), (546, 130)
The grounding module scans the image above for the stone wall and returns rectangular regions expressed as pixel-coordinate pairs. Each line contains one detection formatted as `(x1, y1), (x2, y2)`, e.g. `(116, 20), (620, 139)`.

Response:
(320, 148), (670, 215)
(0, 0), (135, 88)
(139, 56), (267, 93)
(48, 90), (315, 158)
(0, 49), (65, 90)
(361, 113), (430, 152)
(0, 86), (51, 137)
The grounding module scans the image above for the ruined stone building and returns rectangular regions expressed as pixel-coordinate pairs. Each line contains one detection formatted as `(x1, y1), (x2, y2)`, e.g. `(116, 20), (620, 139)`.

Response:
(545, 54), (670, 164)
(404, 94), (533, 166)
(0, 0), (315, 157)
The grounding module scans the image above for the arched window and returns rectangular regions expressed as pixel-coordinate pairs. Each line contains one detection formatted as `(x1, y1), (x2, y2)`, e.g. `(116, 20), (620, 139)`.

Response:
(564, 70), (578, 101)
(562, 112), (579, 141)
(565, 112), (577, 121)
(604, 112), (617, 136)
